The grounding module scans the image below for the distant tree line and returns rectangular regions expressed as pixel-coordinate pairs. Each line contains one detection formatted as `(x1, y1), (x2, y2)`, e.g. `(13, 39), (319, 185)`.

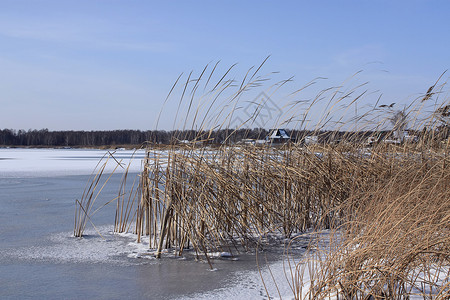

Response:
(0, 127), (447, 147)
(0, 128), (342, 147)
(0, 129), (165, 147)
(0, 128), (271, 147)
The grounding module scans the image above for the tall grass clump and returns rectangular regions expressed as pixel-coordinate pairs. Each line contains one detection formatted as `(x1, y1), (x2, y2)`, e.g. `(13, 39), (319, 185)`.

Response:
(74, 60), (449, 298)
(281, 76), (449, 299)
(113, 59), (375, 260)
(284, 146), (449, 299)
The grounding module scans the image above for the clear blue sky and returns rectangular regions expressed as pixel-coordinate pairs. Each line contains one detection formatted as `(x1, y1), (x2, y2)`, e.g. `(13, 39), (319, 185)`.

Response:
(1, 0), (448, 130)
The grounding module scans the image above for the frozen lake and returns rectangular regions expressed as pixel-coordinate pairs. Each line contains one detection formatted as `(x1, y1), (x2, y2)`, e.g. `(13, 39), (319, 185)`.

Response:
(0, 148), (146, 178)
(0, 148), (304, 299)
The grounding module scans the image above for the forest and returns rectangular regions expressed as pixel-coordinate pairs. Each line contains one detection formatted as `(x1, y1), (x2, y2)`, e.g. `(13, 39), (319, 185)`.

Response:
(0, 127), (447, 148)
(0, 128), (272, 147)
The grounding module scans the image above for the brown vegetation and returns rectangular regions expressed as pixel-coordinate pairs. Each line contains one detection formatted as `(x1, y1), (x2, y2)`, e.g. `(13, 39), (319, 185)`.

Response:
(284, 144), (449, 299)
(74, 62), (449, 298)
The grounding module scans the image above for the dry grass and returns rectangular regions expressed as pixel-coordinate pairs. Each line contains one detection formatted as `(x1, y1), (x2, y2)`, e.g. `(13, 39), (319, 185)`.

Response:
(74, 62), (449, 298)
(285, 146), (449, 299)
(133, 145), (354, 258)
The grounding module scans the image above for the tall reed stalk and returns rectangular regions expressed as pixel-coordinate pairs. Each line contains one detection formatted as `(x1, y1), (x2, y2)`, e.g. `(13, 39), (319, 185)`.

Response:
(75, 62), (449, 298)
(74, 151), (123, 237)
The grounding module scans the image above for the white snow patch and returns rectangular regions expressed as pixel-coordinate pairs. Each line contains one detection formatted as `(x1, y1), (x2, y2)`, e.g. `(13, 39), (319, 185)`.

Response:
(0, 226), (152, 265)
(0, 148), (146, 178)
(175, 258), (307, 300)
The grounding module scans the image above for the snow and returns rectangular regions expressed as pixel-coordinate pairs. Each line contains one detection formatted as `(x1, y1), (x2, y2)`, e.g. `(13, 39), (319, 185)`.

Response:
(175, 256), (311, 300)
(0, 148), (145, 178)
(0, 226), (145, 265)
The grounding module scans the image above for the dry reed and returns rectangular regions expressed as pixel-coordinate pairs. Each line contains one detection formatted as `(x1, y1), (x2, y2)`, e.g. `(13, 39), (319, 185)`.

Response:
(74, 62), (449, 298)
(282, 144), (449, 299)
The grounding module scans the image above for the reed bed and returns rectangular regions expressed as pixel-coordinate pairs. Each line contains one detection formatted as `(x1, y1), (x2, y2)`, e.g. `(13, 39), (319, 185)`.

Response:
(132, 144), (356, 259)
(285, 147), (449, 299)
(74, 61), (449, 298)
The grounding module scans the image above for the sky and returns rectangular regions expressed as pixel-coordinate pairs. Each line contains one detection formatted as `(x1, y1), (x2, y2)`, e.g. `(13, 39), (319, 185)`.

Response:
(0, 0), (449, 131)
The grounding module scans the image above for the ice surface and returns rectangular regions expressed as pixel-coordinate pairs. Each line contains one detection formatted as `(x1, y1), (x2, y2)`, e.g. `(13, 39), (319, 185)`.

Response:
(175, 259), (304, 300)
(0, 226), (142, 265)
(0, 225), (310, 299)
